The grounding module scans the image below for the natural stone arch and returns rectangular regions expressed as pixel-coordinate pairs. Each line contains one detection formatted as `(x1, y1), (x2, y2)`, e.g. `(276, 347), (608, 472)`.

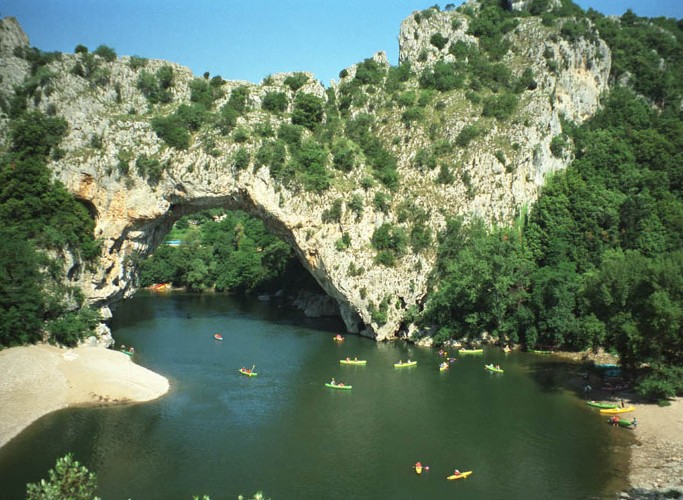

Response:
(0, 15), (611, 341)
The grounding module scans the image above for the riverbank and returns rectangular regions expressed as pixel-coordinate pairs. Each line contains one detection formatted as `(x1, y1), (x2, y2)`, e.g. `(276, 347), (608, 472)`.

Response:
(548, 350), (683, 495)
(0, 344), (169, 450)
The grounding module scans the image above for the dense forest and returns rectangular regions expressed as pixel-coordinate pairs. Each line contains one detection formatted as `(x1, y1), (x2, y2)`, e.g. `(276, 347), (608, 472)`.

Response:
(420, 6), (683, 399)
(0, 1), (681, 400)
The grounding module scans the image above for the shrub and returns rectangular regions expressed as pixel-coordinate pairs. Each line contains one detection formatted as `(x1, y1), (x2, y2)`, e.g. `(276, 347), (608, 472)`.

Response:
(48, 307), (101, 347)
(550, 134), (569, 158)
(335, 233), (351, 251)
(414, 148), (437, 170)
(482, 92), (518, 120)
(436, 164), (455, 184)
(456, 124), (483, 147)
(410, 222), (432, 252)
(233, 147), (251, 170)
(233, 127), (250, 143)
(74, 44), (88, 54)
(295, 139), (330, 192)
(372, 223), (407, 256)
(348, 193), (364, 220)
(420, 61), (465, 91)
(430, 33), (449, 50)
(135, 155), (164, 184)
(291, 93), (324, 130)
(354, 58), (386, 85)
(176, 103), (207, 132)
(216, 104), (239, 134)
(228, 85), (250, 114)
(284, 72), (309, 92)
(128, 55), (147, 70)
(189, 78), (215, 109)
(322, 199), (343, 223)
(278, 123), (304, 149)
(152, 115), (190, 150)
(331, 138), (357, 172)
(401, 107), (425, 125)
(373, 192), (392, 214)
(262, 92), (288, 113)
(93, 44), (117, 62)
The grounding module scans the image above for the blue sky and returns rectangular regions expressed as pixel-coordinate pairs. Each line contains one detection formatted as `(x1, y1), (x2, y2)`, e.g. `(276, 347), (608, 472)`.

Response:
(3, 1), (682, 85)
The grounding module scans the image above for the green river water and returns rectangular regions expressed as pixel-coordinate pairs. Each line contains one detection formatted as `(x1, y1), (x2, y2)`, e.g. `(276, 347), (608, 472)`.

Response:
(0, 292), (631, 499)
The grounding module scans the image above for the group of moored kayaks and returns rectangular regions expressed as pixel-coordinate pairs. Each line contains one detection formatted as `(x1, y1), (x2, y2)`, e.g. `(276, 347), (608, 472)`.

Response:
(586, 400), (638, 429)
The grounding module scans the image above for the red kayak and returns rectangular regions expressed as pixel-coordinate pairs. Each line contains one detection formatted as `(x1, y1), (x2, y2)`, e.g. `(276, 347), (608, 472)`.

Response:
(214, 333), (223, 341)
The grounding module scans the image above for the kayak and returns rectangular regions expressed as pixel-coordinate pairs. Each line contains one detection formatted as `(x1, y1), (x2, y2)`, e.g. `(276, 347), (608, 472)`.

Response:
(609, 418), (634, 428)
(239, 368), (257, 377)
(121, 349), (133, 356)
(459, 349), (483, 354)
(415, 464), (423, 475)
(599, 406), (635, 415)
(529, 349), (551, 354)
(394, 361), (417, 368)
(214, 333), (223, 341)
(340, 359), (367, 365)
(587, 401), (619, 409)
(325, 382), (352, 390)
(333, 335), (345, 342)
(447, 471), (473, 480)
(439, 363), (449, 372)
(484, 364), (504, 373)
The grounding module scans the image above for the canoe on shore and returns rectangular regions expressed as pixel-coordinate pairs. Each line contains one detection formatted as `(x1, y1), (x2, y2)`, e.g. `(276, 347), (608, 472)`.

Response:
(325, 382), (352, 390)
(447, 471), (473, 480)
(340, 359), (367, 365)
(599, 406), (635, 415)
(394, 361), (417, 368)
(484, 364), (504, 373)
(587, 401), (619, 409)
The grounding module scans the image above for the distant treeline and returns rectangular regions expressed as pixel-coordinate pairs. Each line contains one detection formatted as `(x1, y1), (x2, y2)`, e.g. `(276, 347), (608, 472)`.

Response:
(137, 210), (308, 295)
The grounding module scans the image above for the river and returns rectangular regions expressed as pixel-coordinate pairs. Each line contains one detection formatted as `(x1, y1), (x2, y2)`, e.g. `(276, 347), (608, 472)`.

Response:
(0, 292), (630, 499)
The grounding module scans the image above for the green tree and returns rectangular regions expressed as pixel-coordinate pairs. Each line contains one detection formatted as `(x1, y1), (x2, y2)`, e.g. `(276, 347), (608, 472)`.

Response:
(93, 44), (117, 62)
(262, 92), (288, 113)
(26, 453), (98, 500)
(291, 93), (324, 130)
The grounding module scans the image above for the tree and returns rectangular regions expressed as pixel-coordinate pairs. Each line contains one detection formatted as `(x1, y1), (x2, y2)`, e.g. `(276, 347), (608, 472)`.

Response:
(262, 92), (288, 113)
(291, 93), (324, 130)
(93, 44), (117, 62)
(26, 453), (98, 500)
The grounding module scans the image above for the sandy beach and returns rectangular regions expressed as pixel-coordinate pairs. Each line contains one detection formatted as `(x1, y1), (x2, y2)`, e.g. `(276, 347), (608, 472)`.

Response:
(624, 396), (683, 492)
(0, 344), (169, 450)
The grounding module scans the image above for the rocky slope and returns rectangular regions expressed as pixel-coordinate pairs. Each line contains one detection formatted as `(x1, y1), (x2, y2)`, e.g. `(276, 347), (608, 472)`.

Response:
(0, 2), (610, 341)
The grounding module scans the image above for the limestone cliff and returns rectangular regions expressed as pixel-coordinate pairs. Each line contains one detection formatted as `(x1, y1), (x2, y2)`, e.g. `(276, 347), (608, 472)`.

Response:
(0, 4), (610, 341)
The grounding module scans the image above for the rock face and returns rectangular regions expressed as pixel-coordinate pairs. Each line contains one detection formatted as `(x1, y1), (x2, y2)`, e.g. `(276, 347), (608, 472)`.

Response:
(0, 12), (610, 341)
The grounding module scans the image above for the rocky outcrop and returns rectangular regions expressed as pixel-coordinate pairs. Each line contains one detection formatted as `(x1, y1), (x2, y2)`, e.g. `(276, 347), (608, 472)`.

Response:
(0, 11), (610, 341)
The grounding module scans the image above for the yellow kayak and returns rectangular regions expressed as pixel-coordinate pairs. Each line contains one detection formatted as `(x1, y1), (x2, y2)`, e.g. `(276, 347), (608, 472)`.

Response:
(447, 471), (473, 480)
(394, 361), (417, 368)
(599, 406), (635, 415)
(459, 349), (483, 354)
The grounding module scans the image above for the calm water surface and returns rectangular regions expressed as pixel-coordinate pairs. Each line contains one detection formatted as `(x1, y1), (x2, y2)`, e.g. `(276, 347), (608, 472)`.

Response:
(0, 292), (629, 499)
